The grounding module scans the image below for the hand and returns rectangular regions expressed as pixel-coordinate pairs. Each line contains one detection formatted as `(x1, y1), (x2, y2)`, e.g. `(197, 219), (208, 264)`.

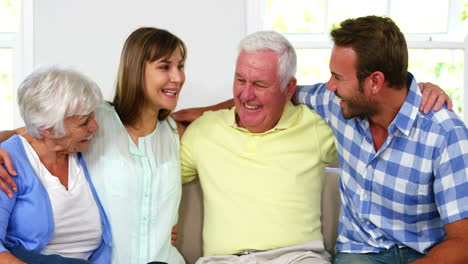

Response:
(172, 107), (206, 124)
(418, 82), (453, 114)
(171, 226), (178, 246)
(0, 147), (17, 198)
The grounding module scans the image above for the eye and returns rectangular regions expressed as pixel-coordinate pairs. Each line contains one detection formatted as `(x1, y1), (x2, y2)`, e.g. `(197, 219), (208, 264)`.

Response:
(158, 64), (170, 70)
(81, 119), (90, 127)
(178, 64), (185, 70)
(254, 82), (268, 88)
(236, 78), (246, 84)
(80, 113), (94, 127)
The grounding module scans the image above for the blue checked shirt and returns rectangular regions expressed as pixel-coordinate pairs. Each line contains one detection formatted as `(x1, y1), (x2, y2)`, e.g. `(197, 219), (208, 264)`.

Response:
(297, 74), (468, 254)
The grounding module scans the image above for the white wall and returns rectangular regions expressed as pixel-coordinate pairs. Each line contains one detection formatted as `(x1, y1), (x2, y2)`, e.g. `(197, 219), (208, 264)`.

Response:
(33, 0), (245, 110)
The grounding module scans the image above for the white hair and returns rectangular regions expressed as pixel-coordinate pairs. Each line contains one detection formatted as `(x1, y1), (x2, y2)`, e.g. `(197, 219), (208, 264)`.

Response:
(238, 30), (297, 91)
(18, 65), (103, 138)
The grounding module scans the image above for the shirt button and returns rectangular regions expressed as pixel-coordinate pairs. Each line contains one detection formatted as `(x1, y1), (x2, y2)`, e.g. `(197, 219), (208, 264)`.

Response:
(366, 221), (371, 225)
(378, 239), (384, 243)
(108, 242), (112, 247)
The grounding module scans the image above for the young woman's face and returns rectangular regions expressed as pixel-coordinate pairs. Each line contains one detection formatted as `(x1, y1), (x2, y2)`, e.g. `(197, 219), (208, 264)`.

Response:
(143, 48), (185, 113)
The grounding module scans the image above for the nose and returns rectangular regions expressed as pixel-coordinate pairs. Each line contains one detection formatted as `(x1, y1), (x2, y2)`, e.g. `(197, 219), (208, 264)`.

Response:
(326, 76), (336, 92)
(88, 118), (99, 133)
(239, 83), (256, 101)
(170, 67), (185, 84)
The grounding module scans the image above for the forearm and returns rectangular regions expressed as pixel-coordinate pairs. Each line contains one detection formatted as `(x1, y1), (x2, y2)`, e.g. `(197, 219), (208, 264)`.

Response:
(0, 251), (27, 264)
(410, 238), (468, 264)
(0, 130), (16, 143)
(207, 98), (234, 111)
(172, 99), (234, 124)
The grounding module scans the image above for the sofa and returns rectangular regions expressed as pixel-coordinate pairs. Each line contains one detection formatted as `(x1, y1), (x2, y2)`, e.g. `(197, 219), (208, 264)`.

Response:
(176, 165), (341, 264)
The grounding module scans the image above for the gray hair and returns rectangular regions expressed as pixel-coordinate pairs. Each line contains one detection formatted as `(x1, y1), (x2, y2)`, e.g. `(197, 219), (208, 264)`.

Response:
(238, 30), (297, 91)
(18, 65), (103, 138)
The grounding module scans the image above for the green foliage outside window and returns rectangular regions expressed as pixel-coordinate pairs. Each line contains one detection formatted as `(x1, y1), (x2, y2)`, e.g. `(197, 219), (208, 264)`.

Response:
(0, 0), (20, 32)
(462, 0), (468, 21)
(0, 0), (20, 129)
(265, 0), (468, 116)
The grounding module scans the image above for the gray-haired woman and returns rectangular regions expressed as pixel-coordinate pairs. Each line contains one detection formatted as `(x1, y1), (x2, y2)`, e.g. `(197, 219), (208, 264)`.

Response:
(0, 66), (111, 264)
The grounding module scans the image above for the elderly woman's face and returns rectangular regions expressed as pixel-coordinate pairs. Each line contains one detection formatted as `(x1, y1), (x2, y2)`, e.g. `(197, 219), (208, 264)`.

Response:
(55, 112), (99, 154)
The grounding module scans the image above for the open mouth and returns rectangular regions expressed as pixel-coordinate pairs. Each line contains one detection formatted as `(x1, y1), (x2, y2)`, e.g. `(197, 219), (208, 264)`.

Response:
(162, 89), (177, 96)
(81, 135), (93, 142)
(244, 103), (261, 110)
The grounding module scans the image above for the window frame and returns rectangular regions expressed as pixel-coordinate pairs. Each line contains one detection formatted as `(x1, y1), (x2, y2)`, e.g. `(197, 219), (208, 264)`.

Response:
(246, 0), (468, 123)
(14, 0), (33, 128)
(0, 0), (33, 129)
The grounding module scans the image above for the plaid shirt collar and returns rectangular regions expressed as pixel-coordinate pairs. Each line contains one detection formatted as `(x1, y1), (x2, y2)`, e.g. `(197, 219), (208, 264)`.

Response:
(355, 72), (422, 137)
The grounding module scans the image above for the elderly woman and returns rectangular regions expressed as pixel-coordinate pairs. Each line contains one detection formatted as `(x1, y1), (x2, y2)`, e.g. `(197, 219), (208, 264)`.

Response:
(0, 66), (111, 264)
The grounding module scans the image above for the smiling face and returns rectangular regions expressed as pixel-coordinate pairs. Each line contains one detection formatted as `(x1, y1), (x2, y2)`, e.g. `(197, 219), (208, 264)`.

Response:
(53, 112), (99, 154)
(327, 45), (377, 119)
(233, 50), (293, 133)
(143, 48), (185, 114)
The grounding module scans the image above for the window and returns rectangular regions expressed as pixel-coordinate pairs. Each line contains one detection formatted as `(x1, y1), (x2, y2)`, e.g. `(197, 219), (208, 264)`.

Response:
(0, 0), (32, 130)
(0, 0), (20, 130)
(247, 0), (468, 122)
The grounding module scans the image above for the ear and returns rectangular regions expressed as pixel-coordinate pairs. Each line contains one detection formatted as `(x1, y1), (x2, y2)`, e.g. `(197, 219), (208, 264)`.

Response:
(367, 71), (385, 95)
(284, 77), (297, 101)
(39, 128), (54, 139)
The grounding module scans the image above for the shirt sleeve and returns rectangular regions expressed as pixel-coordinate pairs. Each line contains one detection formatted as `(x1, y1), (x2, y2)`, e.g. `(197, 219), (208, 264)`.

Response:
(434, 125), (468, 225)
(0, 164), (17, 253)
(296, 83), (337, 122)
(315, 115), (338, 164)
(180, 121), (200, 184)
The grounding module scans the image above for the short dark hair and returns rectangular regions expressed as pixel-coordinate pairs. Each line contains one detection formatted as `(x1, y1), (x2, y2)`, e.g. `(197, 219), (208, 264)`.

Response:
(331, 15), (408, 88)
(112, 27), (187, 125)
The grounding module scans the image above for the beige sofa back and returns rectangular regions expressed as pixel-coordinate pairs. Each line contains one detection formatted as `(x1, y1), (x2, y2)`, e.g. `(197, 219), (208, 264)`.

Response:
(176, 167), (341, 264)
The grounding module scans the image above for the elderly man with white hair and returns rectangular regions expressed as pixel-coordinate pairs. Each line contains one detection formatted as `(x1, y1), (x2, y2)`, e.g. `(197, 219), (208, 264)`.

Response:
(181, 31), (336, 264)
(0, 66), (111, 264)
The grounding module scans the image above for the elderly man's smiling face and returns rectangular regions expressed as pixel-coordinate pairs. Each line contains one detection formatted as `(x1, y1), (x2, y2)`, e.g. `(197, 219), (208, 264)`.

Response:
(233, 50), (293, 133)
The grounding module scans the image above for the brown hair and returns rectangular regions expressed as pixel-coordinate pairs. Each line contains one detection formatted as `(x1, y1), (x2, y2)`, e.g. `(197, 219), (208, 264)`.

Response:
(330, 16), (408, 89)
(112, 27), (187, 125)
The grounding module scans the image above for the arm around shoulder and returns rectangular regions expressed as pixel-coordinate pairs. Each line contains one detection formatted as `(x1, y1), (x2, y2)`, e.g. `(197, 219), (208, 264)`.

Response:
(0, 130), (16, 143)
(172, 99), (234, 124)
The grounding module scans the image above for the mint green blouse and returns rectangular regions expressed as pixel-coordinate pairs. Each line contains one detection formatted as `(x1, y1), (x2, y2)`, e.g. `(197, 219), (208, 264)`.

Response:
(84, 103), (184, 264)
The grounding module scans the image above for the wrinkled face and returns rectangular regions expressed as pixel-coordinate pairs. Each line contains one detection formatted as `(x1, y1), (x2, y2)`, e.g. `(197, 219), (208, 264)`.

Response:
(326, 46), (377, 119)
(143, 48), (185, 113)
(54, 112), (99, 154)
(233, 50), (291, 133)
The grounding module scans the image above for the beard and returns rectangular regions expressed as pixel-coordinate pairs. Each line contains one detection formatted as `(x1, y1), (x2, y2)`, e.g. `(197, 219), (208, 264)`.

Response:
(339, 82), (379, 119)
